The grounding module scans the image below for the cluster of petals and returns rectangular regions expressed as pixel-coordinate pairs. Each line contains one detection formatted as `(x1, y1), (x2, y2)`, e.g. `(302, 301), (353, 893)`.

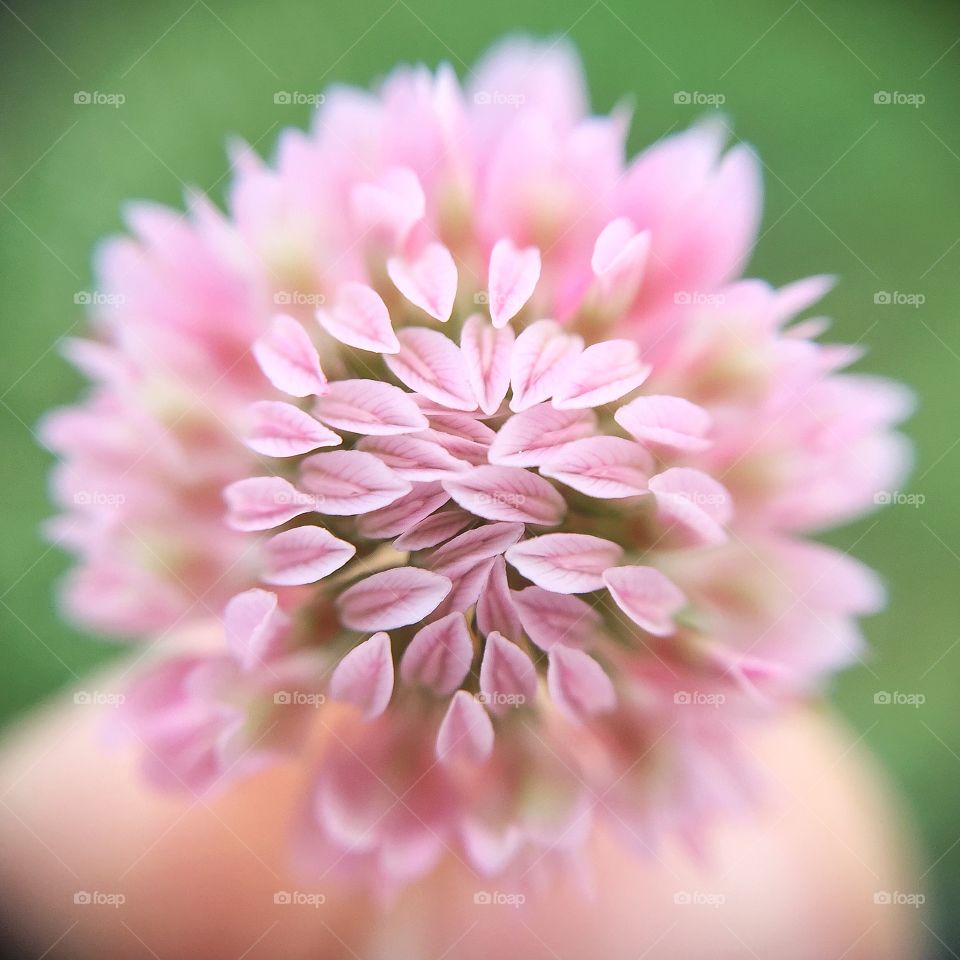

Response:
(43, 37), (911, 893)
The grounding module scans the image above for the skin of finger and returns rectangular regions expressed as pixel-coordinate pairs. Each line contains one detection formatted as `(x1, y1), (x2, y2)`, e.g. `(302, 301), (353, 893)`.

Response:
(0, 672), (925, 960)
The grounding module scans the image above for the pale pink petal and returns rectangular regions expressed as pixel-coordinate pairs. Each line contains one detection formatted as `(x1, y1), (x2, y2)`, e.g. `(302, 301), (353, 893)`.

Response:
(426, 521), (525, 579)
(433, 557), (497, 619)
(244, 401), (341, 457)
(400, 612), (473, 695)
(386, 328), (477, 411)
(316, 283), (400, 354)
(460, 314), (514, 415)
(479, 631), (537, 714)
(436, 691), (494, 765)
(415, 414), (494, 465)
(539, 436), (651, 499)
(489, 404), (597, 467)
(603, 565), (686, 636)
(356, 434), (470, 481)
(300, 450), (411, 515)
(487, 238), (541, 327)
(357, 482), (450, 539)
(262, 526), (356, 586)
(224, 588), (287, 670)
(614, 395), (712, 452)
(329, 632), (394, 720)
(552, 339), (650, 409)
(224, 476), (317, 531)
(647, 467), (732, 546)
(461, 819), (522, 876)
(387, 242), (458, 322)
(591, 218), (650, 301)
(547, 645), (616, 722)
(512, 586), (601, 651)
(351, 167), (425, 246)
(337, 568), (451, 631)
(509, 319), (583, 412)
(252, 314), (327, 397)
(313, 379), (428, 435)
(476, 556), (522, 641)
(393, 508), (472, 551)
(506, 533), (623, 594)
(443, 465), (566, 525)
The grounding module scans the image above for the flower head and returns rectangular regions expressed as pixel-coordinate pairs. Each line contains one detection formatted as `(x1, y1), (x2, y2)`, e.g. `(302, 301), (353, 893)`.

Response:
(44, 37), (910, 894)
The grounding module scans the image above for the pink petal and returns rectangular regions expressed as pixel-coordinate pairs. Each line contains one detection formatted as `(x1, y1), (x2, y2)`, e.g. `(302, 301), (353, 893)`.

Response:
(224, 476), (317, 531)
(442, 465), (566, 525)
(547, 645), (616, 723)
(591, 218), (650, 300)
(433, 556), (497, 618)
(244, 401), (341, 457)
(224, 588), (287, 670)
(476, 556), (522, 641)
(460, 314), (514, 415)
(316, 283), (400, 354)
(603, 565), (686, 636)
(393, 508), (472, 552)
(300, 450), (410, 516)
(351, 167), (425, 246)
(329, 632), (394, 720)
(647, 468), (732, 546)
(461, 819), (522, 876)
(400, 612), (473, 695)
(357, 482), (450, 540)
(262, 526), (356, 586)
(426, 521), (525, 580)
(539, 436), (651, 499)
(489, 404), (597, 467)
(614, 395), (712, 452)
(487, 238), (541, 327)
(415, 414), (494, 465)
(386, 328), (477, 411)
(479, 631), (537, 714)
(509, 319), (583, 412)
(387, 242), (458, 322)
(356, 434), (470, 481)
(337, 568), (451, 631)
(436, 691), (494, 765)
(512, 586), (601, 651)
(506, 533), (623, 594)
(252, 314), (327, 397)
(313, 379), (428, 436)
(552, 339), (650, 409)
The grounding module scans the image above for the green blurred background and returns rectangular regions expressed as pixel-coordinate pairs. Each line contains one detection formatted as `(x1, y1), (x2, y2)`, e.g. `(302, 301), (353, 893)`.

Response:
(1, 0), (957, 953)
